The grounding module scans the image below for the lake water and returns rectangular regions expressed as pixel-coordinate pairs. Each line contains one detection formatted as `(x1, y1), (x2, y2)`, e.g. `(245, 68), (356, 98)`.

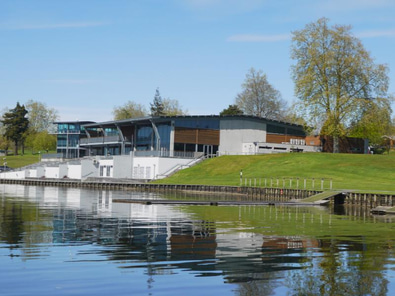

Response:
(1, 184), (395, 296)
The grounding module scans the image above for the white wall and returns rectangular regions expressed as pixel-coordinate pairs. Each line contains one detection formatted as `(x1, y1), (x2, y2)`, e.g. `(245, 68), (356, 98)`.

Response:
(113, 155), (133, 179)
(59, 164), (68, 179)
(81, 158), (99, 179)
(26, 169), (37, 178)
(132, 157), (160, 179)
(45, 166), (60, 178)
(0, 170), (25, 179)
(219, 118), (267, 155)
(68, 165), (82, 179)
(129, 156), (192, 180)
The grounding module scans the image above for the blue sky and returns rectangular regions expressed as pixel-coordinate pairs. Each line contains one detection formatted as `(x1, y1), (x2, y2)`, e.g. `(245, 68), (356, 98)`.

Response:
(1, 0), (395, 122)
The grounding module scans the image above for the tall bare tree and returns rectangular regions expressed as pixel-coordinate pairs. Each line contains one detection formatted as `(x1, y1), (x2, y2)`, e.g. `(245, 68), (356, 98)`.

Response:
(25, 100), (59, 133)
(291, 18), (390, 152)
(235, 68), (286, 120)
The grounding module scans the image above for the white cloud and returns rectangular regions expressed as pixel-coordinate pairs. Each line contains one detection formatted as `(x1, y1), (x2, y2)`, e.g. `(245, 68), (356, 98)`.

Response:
(1, 21), (109, 30)
(227, 34), (290, 42)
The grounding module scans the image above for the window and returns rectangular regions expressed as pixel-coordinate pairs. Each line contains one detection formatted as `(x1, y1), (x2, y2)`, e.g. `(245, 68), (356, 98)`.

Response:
(106, 166), (112, 177)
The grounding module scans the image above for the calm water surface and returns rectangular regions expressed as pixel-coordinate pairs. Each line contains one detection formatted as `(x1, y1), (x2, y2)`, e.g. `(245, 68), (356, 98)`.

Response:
(1, 184), (395, 295)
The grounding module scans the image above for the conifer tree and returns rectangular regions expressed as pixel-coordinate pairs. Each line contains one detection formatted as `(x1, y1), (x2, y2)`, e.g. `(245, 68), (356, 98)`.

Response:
(1, 102), (29, 155)
(150, 88), (165, 116)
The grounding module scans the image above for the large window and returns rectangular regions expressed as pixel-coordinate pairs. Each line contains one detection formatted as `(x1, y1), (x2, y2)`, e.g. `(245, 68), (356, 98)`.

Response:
(136, 123), (171, 151)
(57, 135), (67, 147)
(157, 123), (171, 150)
(136, 126), (153, 150)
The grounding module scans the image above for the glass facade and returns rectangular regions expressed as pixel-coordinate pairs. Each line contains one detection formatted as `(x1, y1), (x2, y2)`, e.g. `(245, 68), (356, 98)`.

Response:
(136, 123), (171, 151)
(56, 122), (89, 158)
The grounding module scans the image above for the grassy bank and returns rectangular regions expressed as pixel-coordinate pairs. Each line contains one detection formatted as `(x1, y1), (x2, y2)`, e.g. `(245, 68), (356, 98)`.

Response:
(1, 153), (41, 169)
(154, 152), (395, 192)
(4, 150), (395, 192)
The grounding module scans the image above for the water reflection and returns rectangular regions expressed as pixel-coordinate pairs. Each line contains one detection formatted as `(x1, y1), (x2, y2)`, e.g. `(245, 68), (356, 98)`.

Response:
(1, 184), (395, 295)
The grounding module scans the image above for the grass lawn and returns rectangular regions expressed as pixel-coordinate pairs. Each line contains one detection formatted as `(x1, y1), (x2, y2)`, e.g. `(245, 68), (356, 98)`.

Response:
(154, 152), (395, 192)
(2, 153), (43, 169)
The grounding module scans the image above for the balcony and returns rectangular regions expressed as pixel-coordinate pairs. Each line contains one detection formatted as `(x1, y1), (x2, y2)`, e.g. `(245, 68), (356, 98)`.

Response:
(80, 136), (124, 145)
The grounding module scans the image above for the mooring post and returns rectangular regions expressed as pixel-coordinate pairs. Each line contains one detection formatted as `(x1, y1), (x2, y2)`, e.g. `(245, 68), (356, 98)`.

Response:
(321, 178), (324, 190)
(312, 178), (315, 189)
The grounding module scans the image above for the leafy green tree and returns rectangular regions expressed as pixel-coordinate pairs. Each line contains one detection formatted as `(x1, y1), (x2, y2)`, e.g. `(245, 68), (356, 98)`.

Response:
(33, 131), (56, 152)
(25, 100), (59, 133)
(112, 101), (147, 120)
(150, 88), (165, 116)
(349, 98), (392, 146)
(24, 131), (56, 154)
(235, 68), (286, 120)
(291, 18), (390, 153)
(220, 104), (244, 116)
(162, 98), (187, 116)
(0, 135), (11, 155)
(1, 102), (29, 155)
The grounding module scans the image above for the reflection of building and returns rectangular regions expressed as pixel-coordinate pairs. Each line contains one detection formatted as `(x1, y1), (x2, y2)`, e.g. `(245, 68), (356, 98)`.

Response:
(262, 236), (321, 252)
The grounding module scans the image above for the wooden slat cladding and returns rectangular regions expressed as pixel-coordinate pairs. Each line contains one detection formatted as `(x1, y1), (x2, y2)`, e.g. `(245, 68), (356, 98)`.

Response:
(267, 133), (305, 144)
(175, 128), (219, 145)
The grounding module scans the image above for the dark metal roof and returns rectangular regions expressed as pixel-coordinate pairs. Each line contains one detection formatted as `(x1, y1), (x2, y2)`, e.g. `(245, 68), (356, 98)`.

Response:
(80, 115), (304, 128)
(53, 120), (96, 125)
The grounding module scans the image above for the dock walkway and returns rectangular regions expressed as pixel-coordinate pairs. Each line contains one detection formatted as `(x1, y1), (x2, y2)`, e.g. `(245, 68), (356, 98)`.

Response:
(112, 199), (319, 206)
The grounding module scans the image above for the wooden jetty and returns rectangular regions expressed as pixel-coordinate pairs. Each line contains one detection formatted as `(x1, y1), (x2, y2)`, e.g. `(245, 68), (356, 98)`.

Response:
(112, 199), (320, 206)
(371, 206), (395, 215)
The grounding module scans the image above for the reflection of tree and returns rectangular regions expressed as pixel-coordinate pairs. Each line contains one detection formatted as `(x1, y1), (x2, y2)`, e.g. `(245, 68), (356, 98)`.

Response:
(0, 200), (24, 246)
(234, 279), (279, 296)
(0, 197), (54, 254)
(286, 238), (389, 295)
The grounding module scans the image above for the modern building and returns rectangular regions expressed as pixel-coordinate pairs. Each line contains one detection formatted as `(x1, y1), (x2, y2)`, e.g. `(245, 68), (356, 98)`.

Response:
(54, 121), (95, 159)
(1, 115), (322, 181)
(55, 115), (317, 159)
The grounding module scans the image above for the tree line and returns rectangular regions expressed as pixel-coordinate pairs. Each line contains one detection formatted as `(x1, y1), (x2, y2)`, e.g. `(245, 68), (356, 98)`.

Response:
(1, 18), (394, 154)
(0, 100), (58, 156)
